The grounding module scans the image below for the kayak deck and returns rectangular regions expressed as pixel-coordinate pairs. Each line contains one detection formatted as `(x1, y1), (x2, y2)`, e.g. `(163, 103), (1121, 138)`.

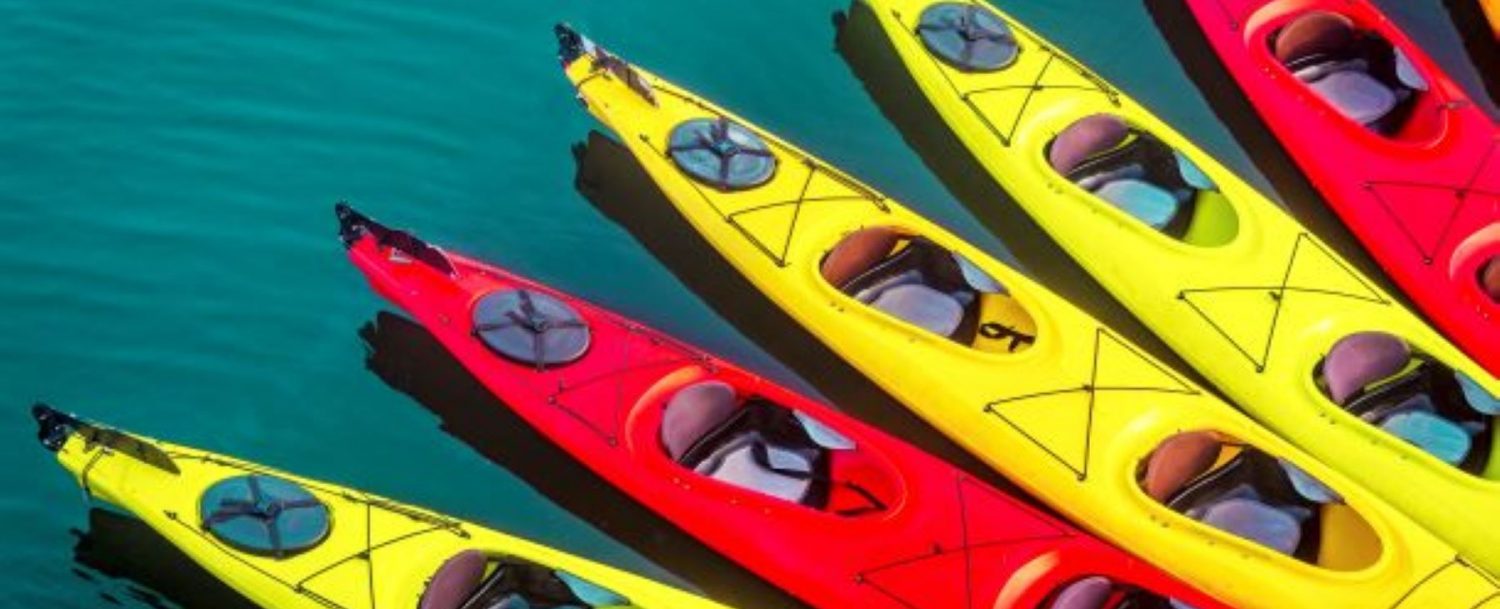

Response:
(340, 203), (1226, 609)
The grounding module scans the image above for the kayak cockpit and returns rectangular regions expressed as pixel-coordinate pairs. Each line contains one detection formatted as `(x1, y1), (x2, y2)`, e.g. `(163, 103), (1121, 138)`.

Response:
(1041, 576), (1195, 609)
(1266, 10), (1443, 142)
(659, 379), (898, 516)
(821, 227), (1038, 353)
(1048, 115), (1238, 248)
(420, 551), (634, 609)
(1316, 332), (1498, 475)
(1139, 432), (1383, 571)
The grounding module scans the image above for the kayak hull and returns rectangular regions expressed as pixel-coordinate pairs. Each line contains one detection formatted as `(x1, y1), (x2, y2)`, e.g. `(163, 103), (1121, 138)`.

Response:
(341, 205), (1223, 609)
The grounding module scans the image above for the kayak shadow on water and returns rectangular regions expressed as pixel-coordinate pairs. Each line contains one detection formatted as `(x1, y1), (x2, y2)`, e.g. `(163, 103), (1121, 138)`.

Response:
(830, 2), (1201, 383)
(357, 312), (811, 609)
(1140, 0), (1405, 302)
(1441, 0), (1500, 106)
(569, 130), (1041, 506)
(71, 508), (259, 609)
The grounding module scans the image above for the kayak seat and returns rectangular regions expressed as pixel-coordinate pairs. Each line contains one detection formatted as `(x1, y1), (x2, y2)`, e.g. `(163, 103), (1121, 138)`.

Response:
(823, 228), (987, 342)
(662, 381), (815, 503)
(1045, 576), (1189, 609)
(1050, 115), (1235, 247)
(659, 380), (739, 462)
(1321, 332), (1496, 472)
(432, 554), (631, 609)
(662, 381), (834, 509)
(1273, 11), (1426, 133)
(1142, 432), (1340, 563)
(691, 433), (816, 504)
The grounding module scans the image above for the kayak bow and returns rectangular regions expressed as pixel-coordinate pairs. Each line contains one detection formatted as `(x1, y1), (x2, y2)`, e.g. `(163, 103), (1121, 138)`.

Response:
(32, 404), (723, 609)
(559, 22), (1499, 609)
(339, 203), (1226, 609)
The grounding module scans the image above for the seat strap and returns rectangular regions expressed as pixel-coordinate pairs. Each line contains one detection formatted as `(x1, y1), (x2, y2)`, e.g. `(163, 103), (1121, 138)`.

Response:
(748, 442), (888, 516)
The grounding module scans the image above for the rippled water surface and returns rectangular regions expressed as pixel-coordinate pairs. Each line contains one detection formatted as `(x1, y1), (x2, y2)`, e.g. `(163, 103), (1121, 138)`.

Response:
(0, 0), (1491, 607)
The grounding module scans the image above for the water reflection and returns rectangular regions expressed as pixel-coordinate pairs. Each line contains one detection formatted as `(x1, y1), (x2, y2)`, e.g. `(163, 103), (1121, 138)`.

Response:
(71, 508), (258, 609)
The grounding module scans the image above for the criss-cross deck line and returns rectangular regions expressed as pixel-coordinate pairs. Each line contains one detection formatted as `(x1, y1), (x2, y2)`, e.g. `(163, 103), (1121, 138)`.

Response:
(546, 318), (712, 445)
(892, 3), (1119, 148)
(1386, 556), (1500, 609)
(856, 474), (1073, 609)
(629, 84), (889, 267)
(140, 451), (466, 609)
(982, 328), (1200, 481)
(1178, 233), (1389, 372)
(1362, 139), (1499, 264)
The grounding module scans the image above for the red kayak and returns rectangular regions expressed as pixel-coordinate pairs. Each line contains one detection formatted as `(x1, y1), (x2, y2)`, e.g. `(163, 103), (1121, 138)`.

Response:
(1180, 0), (1500, 376)
(337, 205), (1228, 609)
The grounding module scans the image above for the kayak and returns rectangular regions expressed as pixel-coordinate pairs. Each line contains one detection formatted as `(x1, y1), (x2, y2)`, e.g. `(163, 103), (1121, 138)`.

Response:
(558, 23), (1500, 609)
(31, 404), (727, 609)
(338, 203), (1227, 609)
(1179, 0), (1500, 375)
(841, 0), (1500, 579)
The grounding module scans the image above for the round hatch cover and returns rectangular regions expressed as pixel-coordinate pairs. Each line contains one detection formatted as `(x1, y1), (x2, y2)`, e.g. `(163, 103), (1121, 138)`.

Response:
(472, 289), (591, 368)
(668, 118), (777, 191)
(200, 475), (329, 558)
(917, 3), (1019, 73)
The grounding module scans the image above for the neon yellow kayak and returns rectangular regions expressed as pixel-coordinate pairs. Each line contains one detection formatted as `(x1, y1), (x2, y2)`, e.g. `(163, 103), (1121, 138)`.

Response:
(558, 24), (1500, 609)
(841, 0), (1500, 577)
(32, 405), (730, 609)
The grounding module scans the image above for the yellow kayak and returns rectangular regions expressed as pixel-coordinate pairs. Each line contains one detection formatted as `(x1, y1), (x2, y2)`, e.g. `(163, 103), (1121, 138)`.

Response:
(842, 0), (1500, 577)
(32, 405), (730, 609)
(558, 24), (1500, 609)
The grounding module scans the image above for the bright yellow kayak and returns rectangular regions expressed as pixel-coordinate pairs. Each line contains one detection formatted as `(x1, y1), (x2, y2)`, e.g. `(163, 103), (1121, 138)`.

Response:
(841, 0), (1500, 578)
(32, 405), (730, 609)
(558, 24), (1500, 609)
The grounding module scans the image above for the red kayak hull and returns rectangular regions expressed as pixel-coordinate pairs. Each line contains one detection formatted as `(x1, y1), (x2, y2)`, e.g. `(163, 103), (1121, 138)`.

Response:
(338, 206), (1225, 609)
(1182, 0), (1500, 376)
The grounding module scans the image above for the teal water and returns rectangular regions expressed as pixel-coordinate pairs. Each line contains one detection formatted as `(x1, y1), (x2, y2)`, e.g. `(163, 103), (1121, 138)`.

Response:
(0, 1), (1492, 607)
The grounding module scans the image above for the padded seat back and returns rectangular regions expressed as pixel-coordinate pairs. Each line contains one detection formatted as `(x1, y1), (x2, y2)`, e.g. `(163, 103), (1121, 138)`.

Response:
(420, 550), (488, 609)
(661, 381), (739, 461)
